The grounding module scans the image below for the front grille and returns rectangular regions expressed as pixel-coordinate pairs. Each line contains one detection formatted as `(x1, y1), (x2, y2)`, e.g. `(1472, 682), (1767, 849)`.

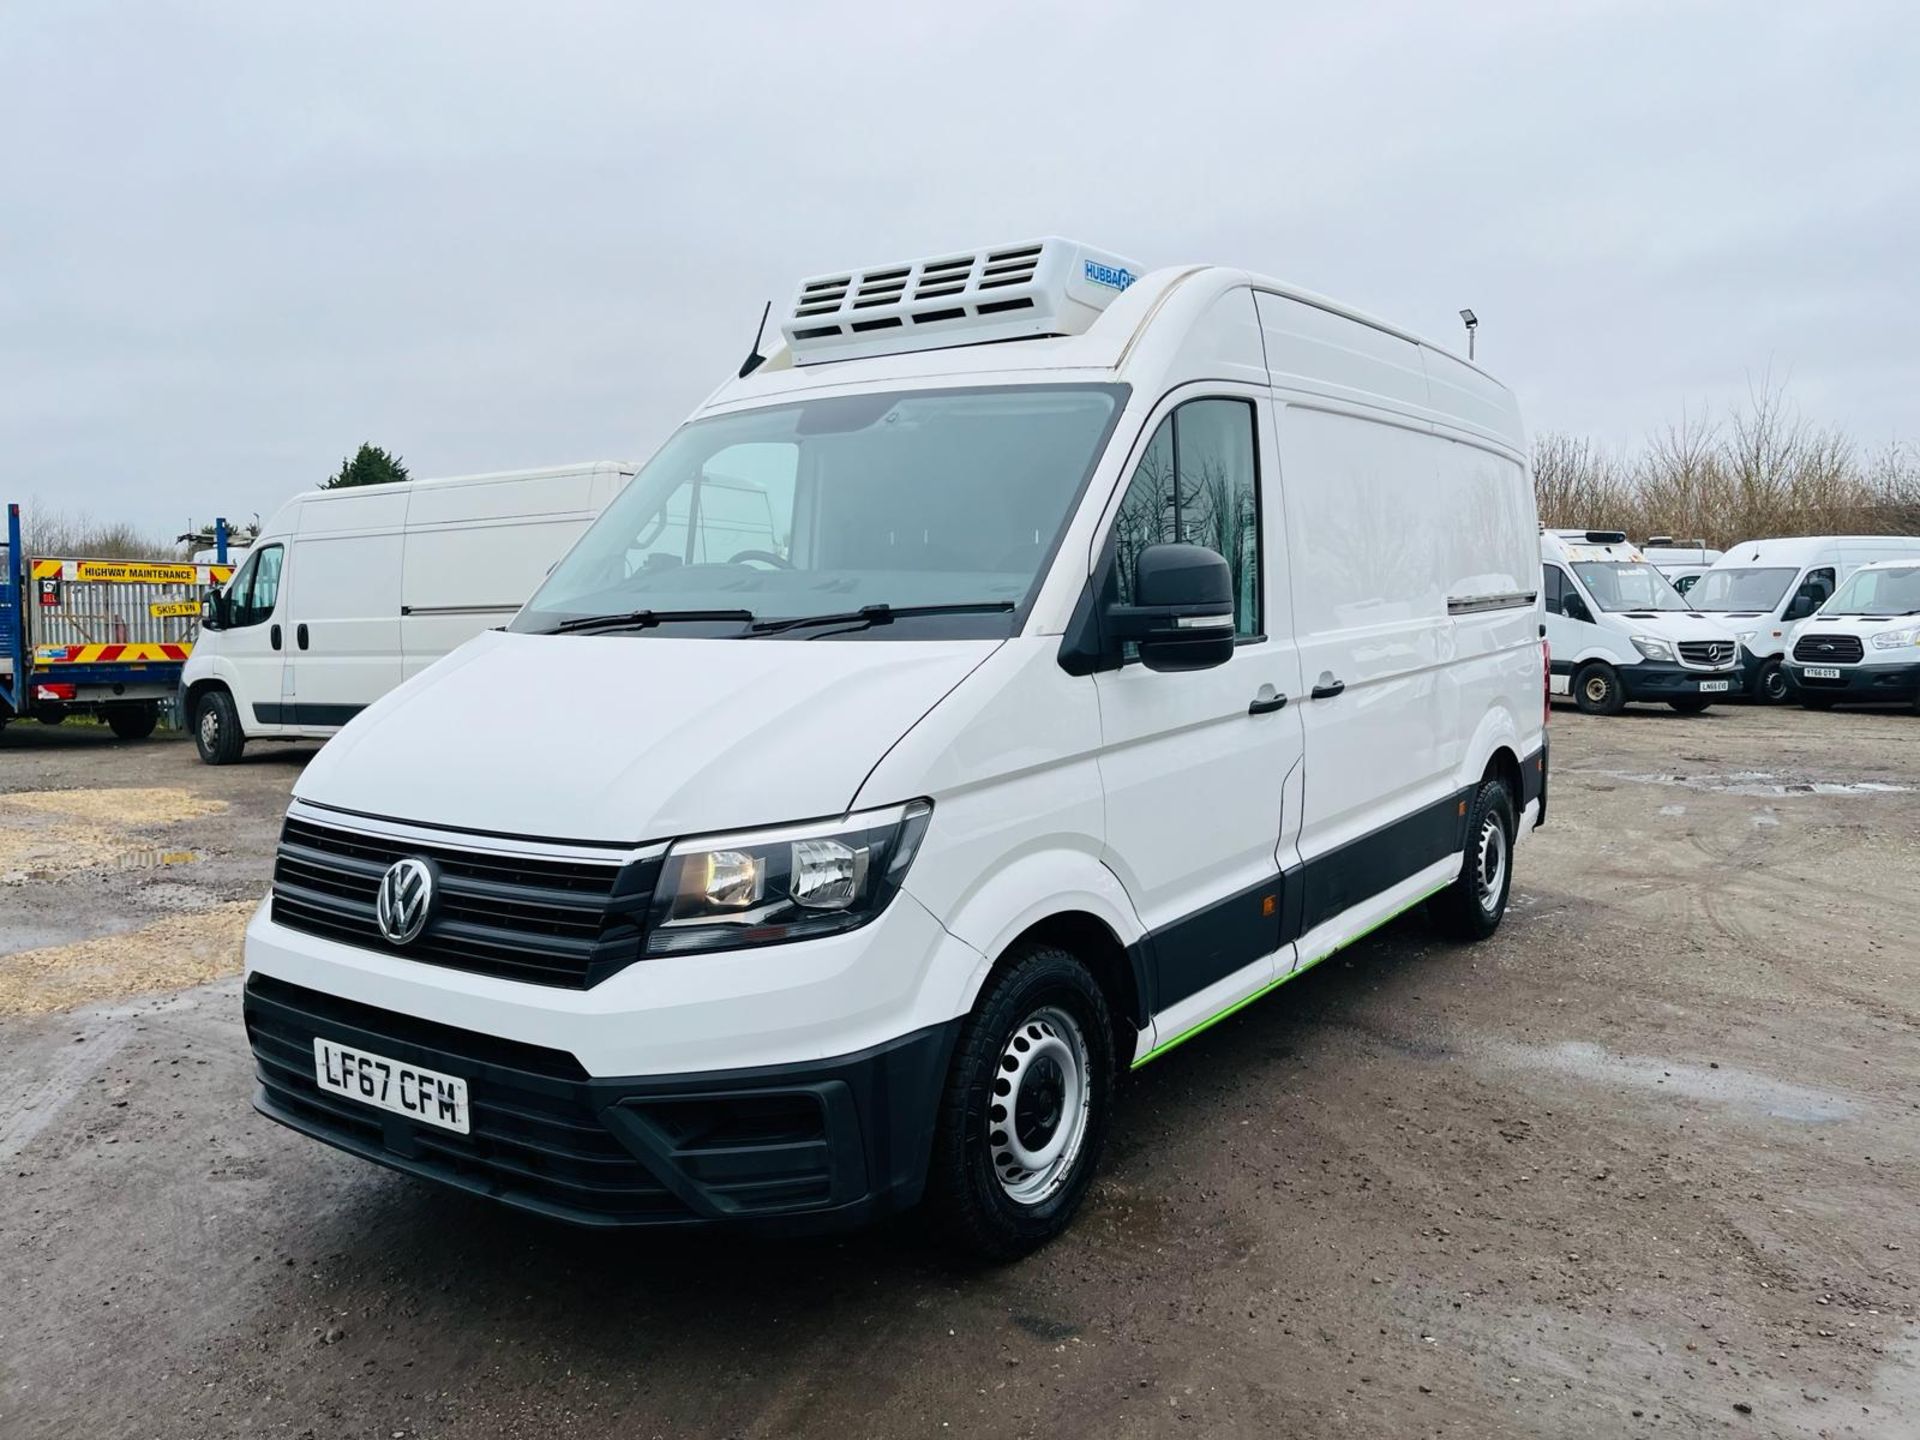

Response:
(1794, 633), (1864, 664)
(270, 814), (662, 989)
(1678, 639), (1737, 668)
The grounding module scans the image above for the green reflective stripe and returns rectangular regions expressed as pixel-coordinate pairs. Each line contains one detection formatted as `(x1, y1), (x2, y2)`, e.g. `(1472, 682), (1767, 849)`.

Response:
(1130, 882), (1449, 1069)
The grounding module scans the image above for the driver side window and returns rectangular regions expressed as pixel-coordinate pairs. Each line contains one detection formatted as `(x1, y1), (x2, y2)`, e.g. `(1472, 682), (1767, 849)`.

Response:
(227, 545), (283, 628)
(622, 443), (797, 576)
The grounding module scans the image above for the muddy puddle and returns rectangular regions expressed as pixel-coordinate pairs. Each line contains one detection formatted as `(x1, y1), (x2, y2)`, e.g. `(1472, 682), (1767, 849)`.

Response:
(1604, 769), (1910, 798)
(1484, 1040), (1857, 1124)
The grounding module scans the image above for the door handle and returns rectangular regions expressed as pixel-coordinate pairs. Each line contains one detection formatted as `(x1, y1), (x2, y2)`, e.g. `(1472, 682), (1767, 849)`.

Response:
(1248, 691), (1289, 715)
(296, 623), (310, 651)
(269, 623), (281, 651)
(1311, 677), (1346, 700)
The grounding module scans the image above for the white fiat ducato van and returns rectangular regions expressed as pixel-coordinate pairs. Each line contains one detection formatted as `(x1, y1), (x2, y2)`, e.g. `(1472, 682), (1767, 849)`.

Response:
(1541, 529), (1740, 713)
(1783, 558), (1920, 711)
(242, 239), (1548, 1257)
(182, 463), (635, 763)
(1689, 536), (1920, 702)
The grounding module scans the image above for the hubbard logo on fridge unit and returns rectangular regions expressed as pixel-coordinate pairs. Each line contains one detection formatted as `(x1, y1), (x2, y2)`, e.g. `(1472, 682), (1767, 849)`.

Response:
(375, 858), (436, 946)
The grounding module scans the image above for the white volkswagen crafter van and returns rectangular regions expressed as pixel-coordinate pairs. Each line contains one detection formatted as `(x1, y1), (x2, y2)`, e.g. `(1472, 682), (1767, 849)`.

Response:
(1540, 530), (1740, 714)
(243, 239), (1548, 1257)
(183, 463), (635, 763)
(1690, 536), (1920, 703)
(1783, 559), (1920, 711)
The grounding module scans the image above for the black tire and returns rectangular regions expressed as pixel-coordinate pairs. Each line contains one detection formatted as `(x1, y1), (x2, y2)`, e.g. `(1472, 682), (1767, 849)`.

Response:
(926, 944), (1115, 1261)
(104, 703), (158, 741)
(1666, 697), (1712, 714)
(192, 689), (246, 764)
(1755, 659), (1790, 704)
(1571, 662), (1627, 716)
(1800, 694), (1837, 712)
(1429, 775), (1515, 943)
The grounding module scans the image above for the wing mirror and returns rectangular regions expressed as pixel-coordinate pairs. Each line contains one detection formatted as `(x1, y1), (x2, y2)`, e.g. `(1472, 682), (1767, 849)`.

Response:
(1106, 543), (1236, 672)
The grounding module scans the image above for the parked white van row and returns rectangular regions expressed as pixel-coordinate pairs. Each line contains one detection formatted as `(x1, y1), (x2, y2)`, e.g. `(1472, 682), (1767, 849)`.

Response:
(182, 463), (635, 763)
(240, 237), (1547, 1257)
(1689, 535), (1920, 702)
(1541, 530), (1740, 714)
(1783, 558), (1920, 712)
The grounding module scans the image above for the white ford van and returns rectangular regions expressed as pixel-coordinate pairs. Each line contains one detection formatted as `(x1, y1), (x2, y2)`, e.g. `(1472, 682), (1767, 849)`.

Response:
(1541, 530), (1740, 713)
(1783, 559), (1920, 711)
(1689, 536), (1920, 702)
(182, 463), (634, 763)
(242, 239), (1548, 1257)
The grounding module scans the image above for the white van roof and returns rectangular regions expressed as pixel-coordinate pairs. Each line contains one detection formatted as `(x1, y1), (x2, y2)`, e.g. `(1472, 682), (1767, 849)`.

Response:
(1711, 535), (1920, 568)
(710, 240), (1524, 457)
(259, 461), (634, 539)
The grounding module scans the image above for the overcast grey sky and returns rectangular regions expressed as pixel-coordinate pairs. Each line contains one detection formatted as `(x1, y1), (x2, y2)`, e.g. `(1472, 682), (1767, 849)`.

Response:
(3, 0), (1915, 538)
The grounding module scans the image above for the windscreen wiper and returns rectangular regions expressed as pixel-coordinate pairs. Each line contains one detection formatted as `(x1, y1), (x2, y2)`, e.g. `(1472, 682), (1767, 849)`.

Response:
(747, 601), (1017, 636)
(538, 608), (756, 635)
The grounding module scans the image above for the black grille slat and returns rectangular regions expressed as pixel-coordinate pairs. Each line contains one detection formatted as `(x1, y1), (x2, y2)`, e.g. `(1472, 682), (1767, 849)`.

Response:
(1794, 633), (1864, 663)
(270, 815), (657, 989)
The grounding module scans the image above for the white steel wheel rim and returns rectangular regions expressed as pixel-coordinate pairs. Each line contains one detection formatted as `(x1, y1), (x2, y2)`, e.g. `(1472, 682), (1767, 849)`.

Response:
(1583, 674), (1609, 703)
(1476, 812), (1508, 915)
(987, 1005), (1091, 1207)
(199, 706), (220, 749)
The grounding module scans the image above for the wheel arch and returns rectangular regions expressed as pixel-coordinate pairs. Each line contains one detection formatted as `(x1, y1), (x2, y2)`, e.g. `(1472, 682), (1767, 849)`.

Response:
(925, 853), (1150, 1068)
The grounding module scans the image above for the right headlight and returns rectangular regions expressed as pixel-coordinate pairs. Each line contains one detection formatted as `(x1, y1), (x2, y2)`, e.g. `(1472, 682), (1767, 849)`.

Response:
(1631, 635), (1675, 662)
(646, 800), (933, 955)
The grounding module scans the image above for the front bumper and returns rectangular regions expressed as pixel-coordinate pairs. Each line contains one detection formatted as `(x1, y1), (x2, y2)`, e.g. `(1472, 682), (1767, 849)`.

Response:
(245, 972), (961, 1231)
(1618, 660), (1740, 701)
(1786, 659), (1920, 701)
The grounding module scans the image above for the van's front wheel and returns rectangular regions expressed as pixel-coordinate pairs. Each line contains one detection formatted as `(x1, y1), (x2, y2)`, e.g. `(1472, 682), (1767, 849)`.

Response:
(1429, 776), (1515, 942)
(927, 944), (1114, 1261)
(1572, 662), (1626, 716)
(193, 690), (246, 765)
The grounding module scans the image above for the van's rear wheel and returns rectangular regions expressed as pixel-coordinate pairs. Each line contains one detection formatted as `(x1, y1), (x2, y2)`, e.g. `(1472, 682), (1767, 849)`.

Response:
(105, 703), (158, 741)
(1429, 776), (1515, 943)
(926, 944), (1114, 1261)
(193, 690), (245, 765)
(1667, 697), (1712, 714)
(1572, 662), (1626, 716)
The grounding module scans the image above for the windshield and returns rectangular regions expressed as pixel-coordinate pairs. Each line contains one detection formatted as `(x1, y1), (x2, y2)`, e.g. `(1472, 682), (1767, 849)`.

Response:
(1822, 564), (1920, 616)
(1570, 561), (1691, 612)
(1688, 566), (1798, 612)
(513, 385), (1126, 638)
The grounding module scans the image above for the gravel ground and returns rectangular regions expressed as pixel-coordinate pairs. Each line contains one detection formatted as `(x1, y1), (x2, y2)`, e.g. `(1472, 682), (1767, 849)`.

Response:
(1, 706), (1916, 1439)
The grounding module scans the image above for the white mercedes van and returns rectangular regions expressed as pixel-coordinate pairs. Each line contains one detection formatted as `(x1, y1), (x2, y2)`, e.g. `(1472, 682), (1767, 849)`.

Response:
(1690, 536), (1920, 702)
(183, 462), (634, 763)
(1541, 530), (1740, 713)
(1783, 559), (1920, 711)
(242, 239), (1548, 1257)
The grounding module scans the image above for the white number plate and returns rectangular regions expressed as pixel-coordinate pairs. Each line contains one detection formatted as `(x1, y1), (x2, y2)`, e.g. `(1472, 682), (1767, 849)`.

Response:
(1803, 666), (1842, 680)
(1698, 680), (1730, 693)
(313, 1038), (470, 1134)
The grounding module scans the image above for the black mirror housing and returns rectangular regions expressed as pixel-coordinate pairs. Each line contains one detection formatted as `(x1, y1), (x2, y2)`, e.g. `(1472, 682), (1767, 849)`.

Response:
(1107, 543), (1236, 672)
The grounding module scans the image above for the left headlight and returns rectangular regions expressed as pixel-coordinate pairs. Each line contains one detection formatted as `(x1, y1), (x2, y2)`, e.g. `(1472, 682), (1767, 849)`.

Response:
(1631, 635), (1676, 662)
(646, 800), (933, 955)
(1871, 627), (1920, 650)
